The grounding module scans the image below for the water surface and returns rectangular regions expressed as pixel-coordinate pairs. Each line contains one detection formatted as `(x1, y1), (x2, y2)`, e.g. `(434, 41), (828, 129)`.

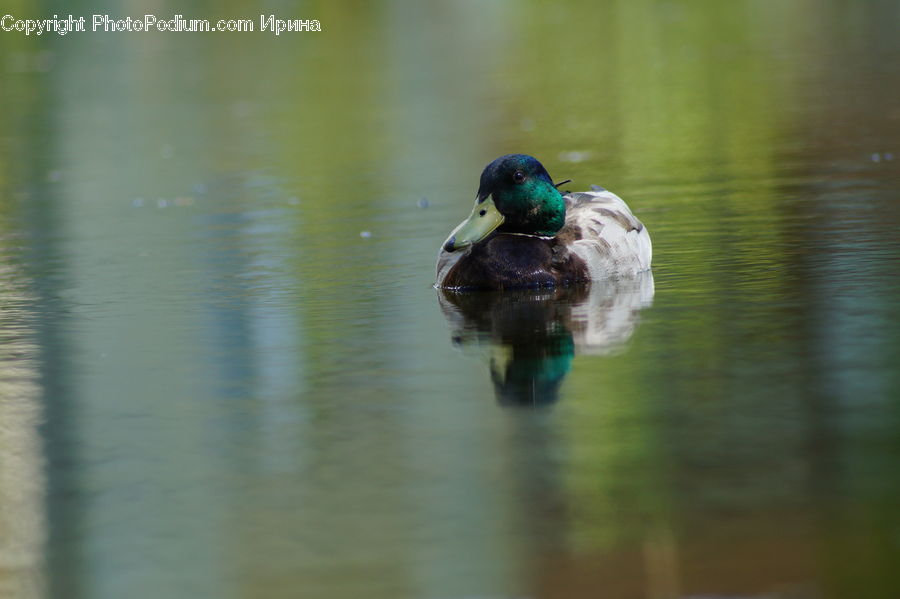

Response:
(1, 1), (899, 598)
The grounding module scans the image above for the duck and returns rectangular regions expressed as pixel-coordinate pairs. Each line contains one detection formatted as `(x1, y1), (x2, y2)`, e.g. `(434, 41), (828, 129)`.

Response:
(436, 154), (652, 290)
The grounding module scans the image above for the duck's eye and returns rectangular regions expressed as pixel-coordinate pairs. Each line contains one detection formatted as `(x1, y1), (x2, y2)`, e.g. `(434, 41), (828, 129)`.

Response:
(512, 170), (526, 184)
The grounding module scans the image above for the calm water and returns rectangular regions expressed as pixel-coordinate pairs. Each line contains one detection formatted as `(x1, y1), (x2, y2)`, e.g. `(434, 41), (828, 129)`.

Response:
(1, 1), (900, 598)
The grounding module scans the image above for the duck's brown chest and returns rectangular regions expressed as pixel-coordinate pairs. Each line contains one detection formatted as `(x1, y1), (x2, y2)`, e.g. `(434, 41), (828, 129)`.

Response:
(441, 234), (589, 290)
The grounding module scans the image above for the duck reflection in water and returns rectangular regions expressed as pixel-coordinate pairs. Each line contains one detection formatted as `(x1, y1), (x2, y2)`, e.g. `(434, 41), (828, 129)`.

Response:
(438, 272), (654, 406)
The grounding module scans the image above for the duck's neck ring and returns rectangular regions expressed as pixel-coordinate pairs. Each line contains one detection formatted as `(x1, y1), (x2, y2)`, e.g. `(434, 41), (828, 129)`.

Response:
(499, 232), (555, 241)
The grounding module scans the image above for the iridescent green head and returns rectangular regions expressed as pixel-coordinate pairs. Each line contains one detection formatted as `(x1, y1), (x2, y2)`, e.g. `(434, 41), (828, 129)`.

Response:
(443, 154), (566, 252)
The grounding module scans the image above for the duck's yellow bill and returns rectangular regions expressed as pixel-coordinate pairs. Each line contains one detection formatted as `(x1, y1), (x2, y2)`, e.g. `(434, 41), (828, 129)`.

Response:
(442, 196), (504, 253)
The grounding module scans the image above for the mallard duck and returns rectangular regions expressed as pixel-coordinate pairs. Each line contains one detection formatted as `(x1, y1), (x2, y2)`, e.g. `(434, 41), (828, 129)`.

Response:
(436, 154), (652, 290)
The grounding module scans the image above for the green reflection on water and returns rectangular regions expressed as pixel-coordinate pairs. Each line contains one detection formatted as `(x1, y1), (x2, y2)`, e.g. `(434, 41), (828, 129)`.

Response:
(1, 1), (899, 598)
(438, 274), (654, 407)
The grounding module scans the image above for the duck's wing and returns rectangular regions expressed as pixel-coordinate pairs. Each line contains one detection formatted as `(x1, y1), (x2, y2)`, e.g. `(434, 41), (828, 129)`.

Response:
(561, 190), (652, 279)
